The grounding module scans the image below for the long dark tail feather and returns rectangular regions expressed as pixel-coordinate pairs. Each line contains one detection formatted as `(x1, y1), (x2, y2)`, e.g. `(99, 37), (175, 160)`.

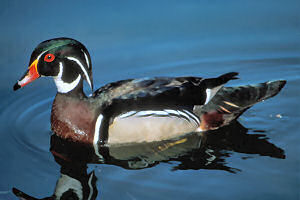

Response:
(194, 80), (286, 131)
(203, 72), (239, 89)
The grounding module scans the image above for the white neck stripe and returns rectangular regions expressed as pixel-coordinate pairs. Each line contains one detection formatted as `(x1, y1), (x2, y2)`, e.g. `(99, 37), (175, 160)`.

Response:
(53, 62), (81, 93)
(81, 49), (90, 69)
(66, 56), (92, 89)
(94, 114), (104, 161)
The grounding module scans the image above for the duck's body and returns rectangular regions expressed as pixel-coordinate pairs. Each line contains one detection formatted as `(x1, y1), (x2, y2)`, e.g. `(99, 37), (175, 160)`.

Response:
(14, 38), (286, 148)
(51, 74), (238, 145)
(51, 90), (200, 145)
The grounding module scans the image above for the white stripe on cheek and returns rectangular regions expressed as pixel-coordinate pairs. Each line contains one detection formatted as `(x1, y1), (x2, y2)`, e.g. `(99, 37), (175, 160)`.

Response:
(66, 56), (92, 89)
(81, 49), (90, 69)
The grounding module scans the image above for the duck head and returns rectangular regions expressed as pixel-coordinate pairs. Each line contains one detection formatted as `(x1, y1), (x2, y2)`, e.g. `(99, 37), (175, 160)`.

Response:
(12, 169), (98, 200)
(13, 38), (93, 94)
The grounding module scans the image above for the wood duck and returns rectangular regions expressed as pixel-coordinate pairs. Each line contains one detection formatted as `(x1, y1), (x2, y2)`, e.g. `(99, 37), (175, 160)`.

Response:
(13, 38), (286, 151)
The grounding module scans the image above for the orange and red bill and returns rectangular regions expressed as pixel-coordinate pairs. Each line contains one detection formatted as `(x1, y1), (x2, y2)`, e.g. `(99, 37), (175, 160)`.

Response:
(13, 59), (40, 91)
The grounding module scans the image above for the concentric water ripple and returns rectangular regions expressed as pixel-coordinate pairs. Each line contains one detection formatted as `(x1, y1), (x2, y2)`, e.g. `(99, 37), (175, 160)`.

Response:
(1, 89), (54, 154)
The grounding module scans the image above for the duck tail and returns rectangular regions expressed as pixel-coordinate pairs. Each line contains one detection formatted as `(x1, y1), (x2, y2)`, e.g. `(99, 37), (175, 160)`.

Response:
(202, 72), (239, 104)
(194, 80), (286, 131)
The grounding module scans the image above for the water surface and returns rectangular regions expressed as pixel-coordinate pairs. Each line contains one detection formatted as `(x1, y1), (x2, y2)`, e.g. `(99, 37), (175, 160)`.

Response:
(0, 1), (299, 199)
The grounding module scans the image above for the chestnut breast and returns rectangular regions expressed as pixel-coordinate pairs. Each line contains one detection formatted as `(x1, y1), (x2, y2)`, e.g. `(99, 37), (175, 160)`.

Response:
(51, 94), (97, 144)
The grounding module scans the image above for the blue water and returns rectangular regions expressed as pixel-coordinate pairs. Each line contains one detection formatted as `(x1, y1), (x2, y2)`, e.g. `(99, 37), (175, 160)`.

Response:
(0, 1), (299, 199)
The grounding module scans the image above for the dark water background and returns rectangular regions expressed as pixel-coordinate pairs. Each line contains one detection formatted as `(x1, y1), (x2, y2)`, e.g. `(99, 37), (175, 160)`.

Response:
(0, 1), (299, 199)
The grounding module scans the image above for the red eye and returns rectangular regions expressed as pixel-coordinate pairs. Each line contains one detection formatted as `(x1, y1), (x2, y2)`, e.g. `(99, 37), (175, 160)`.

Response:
(44, 53), (55, 62)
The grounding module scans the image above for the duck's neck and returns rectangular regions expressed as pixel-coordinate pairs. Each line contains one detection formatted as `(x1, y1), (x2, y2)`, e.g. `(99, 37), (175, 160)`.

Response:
(56, 80), (87, 99)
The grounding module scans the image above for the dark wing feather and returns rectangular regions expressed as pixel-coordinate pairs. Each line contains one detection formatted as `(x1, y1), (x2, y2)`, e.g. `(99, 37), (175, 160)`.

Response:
(92, 77), (204, 112)
(92, 73), (238, 115)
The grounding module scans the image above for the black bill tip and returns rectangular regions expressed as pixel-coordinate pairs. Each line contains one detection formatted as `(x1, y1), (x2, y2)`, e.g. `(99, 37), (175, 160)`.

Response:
(13, 82), (21, 91)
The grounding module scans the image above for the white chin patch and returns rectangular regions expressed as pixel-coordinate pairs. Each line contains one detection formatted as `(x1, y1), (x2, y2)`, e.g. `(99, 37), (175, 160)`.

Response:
(53, 62), (82, 93)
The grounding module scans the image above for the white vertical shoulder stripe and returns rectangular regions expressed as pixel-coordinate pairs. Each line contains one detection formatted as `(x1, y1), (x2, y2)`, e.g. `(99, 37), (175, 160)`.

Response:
(94, 114), (104, 161)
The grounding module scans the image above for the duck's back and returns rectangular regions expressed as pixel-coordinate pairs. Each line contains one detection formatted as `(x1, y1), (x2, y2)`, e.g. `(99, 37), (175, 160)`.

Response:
(92, 73), (238, 115)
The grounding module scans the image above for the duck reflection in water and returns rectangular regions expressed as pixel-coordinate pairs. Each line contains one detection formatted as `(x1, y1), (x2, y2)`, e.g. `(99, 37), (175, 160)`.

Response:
(13, 161), (98, 200)
(13, 120), (285, 200)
